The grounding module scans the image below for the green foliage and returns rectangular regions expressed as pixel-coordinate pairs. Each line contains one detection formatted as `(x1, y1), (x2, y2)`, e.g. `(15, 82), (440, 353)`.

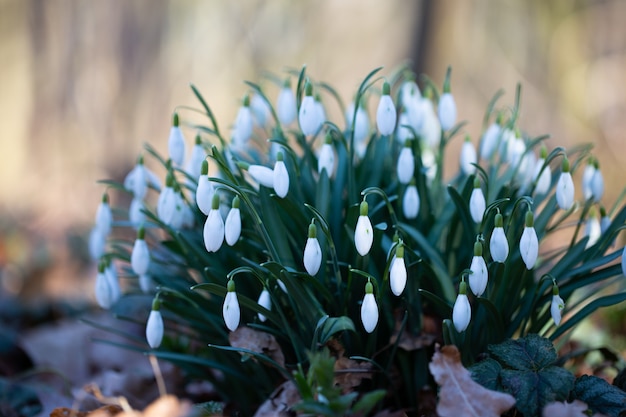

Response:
(572, 375), (626, 417)
(0, 378), (42, 417)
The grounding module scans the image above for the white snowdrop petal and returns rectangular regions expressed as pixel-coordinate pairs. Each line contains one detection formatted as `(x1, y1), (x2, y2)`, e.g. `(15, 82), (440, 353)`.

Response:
(277, 87), (297, 125)
(273, 161), (289, 198)
(591, 170), (604, 202)
(397, 147), (415, 184)
(395, 112), (412, 144)
(490, 227), (509, 263)
(551, 295), (564, 326)
(225, 208), (241, 246)
(146, 310), (164, 349)
(582, 165), (595, 200)
(452, 294), (471, 332)
(88, 227), (106, 261)
(139, 274), (154, 293)
(355, 215), (374, 256)
(469, 256), (488, 297)
(129, 198), (146, 229)
(533, 158), (551, 196)
(556, 172), (575, 210)
(303, 238), (322, 276)
(585, 216), (601, 248)
(95, 202), (112, 236)
(390, 257), (407, 296)
(124, 165), (148, 200)
(480, 123), (500, 160)
(376, 95), (396, 135)
(168, 126), (186, 167)
(223, 291), (240, 332)
(186, 145), (206, 180)
(460, 141), (477, 175)
(299, 96), (321, 136)
(352, 106), (370, 146)
(438, 93), (457, 131)
(318, 143), (335, 177)
(196, 175), (215, 215)
(248, 165), (274, 189)
(105, 265), (121, 304)
(131, 239), (150, 275)
(251, 94), (270, 127)
(203, 209), (225, 252)
(419, 99), (441, 149)
(257, 289), (271, 322)
(402, 185), (420, 219)
(232, 106), (253, 148)
(360, 293), (379, 333)
(469, 188), (486, 224)
(519, 227), (539, 269)
(95, 272), (112, 309)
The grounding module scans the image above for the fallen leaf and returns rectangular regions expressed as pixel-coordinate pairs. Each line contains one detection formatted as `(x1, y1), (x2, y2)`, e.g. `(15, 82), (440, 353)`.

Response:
(333, 356), (373, 393)
(229, 326), (285, 368)
(253, 380), (300, 417)
(389, 311), (438, 351)
(542, 400), (589, 417)
(50, 405), (123, 417)
(429, 344), (516, 417)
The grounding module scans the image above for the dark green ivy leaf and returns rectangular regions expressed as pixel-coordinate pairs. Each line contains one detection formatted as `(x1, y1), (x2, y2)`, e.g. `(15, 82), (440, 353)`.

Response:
(470, 357), (503, 391)
(572, 375), (626, 417)
(488, 333), (557, 371)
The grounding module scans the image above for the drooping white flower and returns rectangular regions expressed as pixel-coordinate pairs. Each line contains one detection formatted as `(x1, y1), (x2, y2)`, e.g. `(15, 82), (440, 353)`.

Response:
(88, 227), (106, 261)
(239, 162), (274, 189)
(299, 82), (322, 136)
(519, 211), (539, 270)
(591, 160), (604, 203)
(129, 198), (146, 229)
(223, 280), (240, 332)
(396, 141), (415, 184)
(139, 274), (154, 293)
(389, 243), (407, 296)
(402, 179), (420, 219)
(550, 284), (565, 326)
(204, 194), (225, 252)
(225, 196), (241, 246)
(231, 95), (253, 148)
(400, 78), (421, 112)
(582, 160), (595, 201)
(421, 147), (437, 183)
(376, 81), (396, 135)
(438, 67), (456, 131)
(180, 201), (194, 229)
(346, 101), (370, 147)
(185, 135), (206, 180)
(490, 213), (509, 263)
(131, 227), (150, 275)
(469, 241), (488, 297)
(355, 201), (374, 256)
(395, 111), (413, 145)
(584, 208), (601, 249)
(556, 157), (575, 210)
(533, 146), (551, 196)
(303, 221), (322, 276)
(273, 151), (289, 198)
(317, 134), (335, 177)
(277, 79), (297, 126)
(95, 193), (113, 236)
(452, 281), (471, 332)
(600, 207), (611, 235)
(460, 136), (477, 176)
(196, 160), (215, 215)
(146, 300), (164, 349)
(123, 156), (148, 199)
(480, 120), (501, 160)
(104, 261), (121, 305)
(360, 281), (379, 333)
(498, 127), (516, 162)
(418, 94), (441, 149)
(250, 93), (270, 127)
(313, 94), (326, 134)
(168, 113), (186, 167)
(257, 289), (271, 322)
(469, 178), (486, 224)
(95, 262), (112, 309)
(156, 174), (177, 226)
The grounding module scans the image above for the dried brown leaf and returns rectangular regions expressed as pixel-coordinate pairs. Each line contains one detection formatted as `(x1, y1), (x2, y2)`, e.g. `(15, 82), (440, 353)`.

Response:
(542, 400), (610, 417)
(334, 356), (374, 393)
(389, 311), (438, 351)
(229, 326), (285, 368)
(50, 405), (123, 417)
(429, 345), (516, 417)
(253, 380), (300, 417)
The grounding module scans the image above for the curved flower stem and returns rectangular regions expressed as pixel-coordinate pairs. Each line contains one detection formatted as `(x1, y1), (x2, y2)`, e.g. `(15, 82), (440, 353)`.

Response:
(361, 186), (400, 232)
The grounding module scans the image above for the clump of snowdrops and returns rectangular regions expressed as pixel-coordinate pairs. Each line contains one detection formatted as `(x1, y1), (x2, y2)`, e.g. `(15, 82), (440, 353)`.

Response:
(90, 65), (626, 414)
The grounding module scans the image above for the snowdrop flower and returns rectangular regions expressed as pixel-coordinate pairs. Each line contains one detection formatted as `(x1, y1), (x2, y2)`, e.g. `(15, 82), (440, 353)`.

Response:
(389, 243), (407, 296)
(250, 93), (270, 127)
(418, 91), (442, 149)
(299, 82), (322, 136)
(104, 260), (121, 305)
(469, 240), (488, 297)
(376, 81), (396, 135)
(237, 162), (274, 189)
(95, 262), (113, 309)
(139, 274), (154, 294)
(131, 226), (150, 276)
(480, 117), (501, 160)
(223, 279), (240, 332)
(129, 198), (146, 229)
(400, 77), (421, 112)
(532, 146), (551, 196)
(497, 127), (516, 162)
(224, 196), (241, 246)
(360, 281), (379, 333)
(277, 78), (297, 126)
(550, 284), (565, 326)
(157, 175), (185, 229)
(346, 101), (370, 147)
(452, 280), (471, 332)
(88, 227), (106, 261)
(460, 136), (477, 176)
(556, 157), (575, 210)
(438, 67), (457, 131)
(421, 147), (437, 183)
(600, 206), (611, 235)
(124, 155), (148, 200)
(273, 151), (289, 198)
(313, 93), (326, 134)
(396, 140), (415, 184)
(303, 221), (322, 276)
(231, 95), (253, 148)
(591, 160), (604, 203)
(168, 113), (186, 167)
(257, 289), (271, 322)
(355, 200), (374, 256)
(584, 207), (601, 248)
(581, 158), (595, 201)
(519, 210), (539, 270)
(204, 194), (225, 252)
(95, 193), (113, 236)
(402, 179), (420, 219)
(185, 135), (206, 180)
(196, 160), (215, 215)
(395, 111), (413, 145)
(490, 213), (509, 263)
(317, 134), (335, 177)
(469, 177), (486, 224)
(146, 299), (164, 349)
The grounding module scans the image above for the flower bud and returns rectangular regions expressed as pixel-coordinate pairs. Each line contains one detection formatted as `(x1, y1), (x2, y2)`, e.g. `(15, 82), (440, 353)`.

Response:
(123, 156), (148, 199)
(490, 213), (509, 263)
(438, 67), (457, 131)
(257, 289), (271, 322)
(469, 177), (486, 224)
(303, 222), (322, 276)
(185, 135), (206, 180)
(223, 280), (240, 332)
(251, 93), (270, 127)
(355, 201), (373, 256)
(277, 79), (297, 125)
(418, 95), (441, 149)
(376, 82), (396, 135)
(224, 196), (241, 246)
(480, 121), (501, 160)
(146, 300), (164, 349)
(196, 160), (215, 215)
(347, 101), (370, 148)
(460, 136), (477, 175)
(452, 281), (471, 332)
(95, 193), (113, 236)
(273, 152), (289, 198)
(396, 141), (415, 184)
(131, 227), (150, 275)
(299, 82), (322, 136)
(95, 262), (112, 309)
(600, 206), (611, 235)
(469, 241), (488, 296)
(402, 179), (420, 219)
(584, 207), (601, 249)
(389, 243), (407, 296)
(532, 152), (551, 196)
(245, 163), (274, 189)
(88, 227), (106, 261)
(232, 96), (253, 148)
(129, 198), (146, 229)
(591, 160), (604, 203)
(318, 134), (335, 177)
(204, 194), (225, 252)
(360, 281), (378, 333)
(550, 284), (564, 326)
(556, 157), (575, 210)
(168, 113), (186, 167)
(519, 211), (539, 269)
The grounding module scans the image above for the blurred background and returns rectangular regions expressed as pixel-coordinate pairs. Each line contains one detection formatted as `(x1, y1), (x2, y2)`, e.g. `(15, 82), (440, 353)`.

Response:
(0, 0), (625, 341)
